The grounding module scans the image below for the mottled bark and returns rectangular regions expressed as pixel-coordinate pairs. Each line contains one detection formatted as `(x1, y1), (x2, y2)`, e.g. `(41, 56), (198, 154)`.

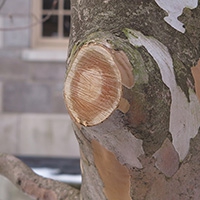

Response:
(64, 0), (200, 199)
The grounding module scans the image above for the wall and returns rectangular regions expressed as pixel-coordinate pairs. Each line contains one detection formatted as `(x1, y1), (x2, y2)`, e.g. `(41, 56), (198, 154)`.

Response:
(0, 0), (79, 157)
(0, 1), (79, 199)
(0, 50), (80, 158)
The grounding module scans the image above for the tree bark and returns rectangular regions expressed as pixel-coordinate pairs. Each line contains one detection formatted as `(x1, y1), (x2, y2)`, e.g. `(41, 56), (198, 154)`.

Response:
(64, 0), (200, 199)
(1, 1), (200, 200)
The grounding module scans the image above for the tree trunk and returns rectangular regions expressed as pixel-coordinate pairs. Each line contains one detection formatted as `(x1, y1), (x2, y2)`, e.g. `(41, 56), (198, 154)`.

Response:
(64, 0), (200, 199)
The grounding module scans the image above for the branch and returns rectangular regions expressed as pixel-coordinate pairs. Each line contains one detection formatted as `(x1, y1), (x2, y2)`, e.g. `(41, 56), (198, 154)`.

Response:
(0, 153), (80, 200)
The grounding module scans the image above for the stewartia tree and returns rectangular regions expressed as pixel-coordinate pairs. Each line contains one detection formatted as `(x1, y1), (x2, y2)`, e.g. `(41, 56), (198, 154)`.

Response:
(1, 0), (200, 199)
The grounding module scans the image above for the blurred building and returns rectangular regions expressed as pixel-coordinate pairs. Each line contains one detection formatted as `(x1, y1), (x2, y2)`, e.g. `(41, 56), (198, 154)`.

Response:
(0, 0), (79, 158)
(0, 0), (80, 199)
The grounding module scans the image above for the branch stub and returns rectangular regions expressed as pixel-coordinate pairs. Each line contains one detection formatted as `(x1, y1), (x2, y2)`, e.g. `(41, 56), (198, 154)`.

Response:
(64, 44), (123, 126)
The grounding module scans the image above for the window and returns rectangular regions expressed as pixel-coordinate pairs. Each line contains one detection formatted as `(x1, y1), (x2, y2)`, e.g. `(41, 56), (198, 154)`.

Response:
(31, 0), (71, 48)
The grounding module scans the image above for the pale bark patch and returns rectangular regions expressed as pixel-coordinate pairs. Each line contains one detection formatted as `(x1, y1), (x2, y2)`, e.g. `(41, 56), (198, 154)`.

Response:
(154, 0), (198, 33)
(92, 139), (131, 200)
(86, 121), (144, 169)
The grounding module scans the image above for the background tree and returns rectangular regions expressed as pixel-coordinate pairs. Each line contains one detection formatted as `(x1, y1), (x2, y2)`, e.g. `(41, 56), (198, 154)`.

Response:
(1, 0), (200, 199)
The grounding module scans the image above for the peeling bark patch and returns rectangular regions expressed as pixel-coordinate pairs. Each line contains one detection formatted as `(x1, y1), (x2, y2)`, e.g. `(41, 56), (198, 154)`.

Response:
(92, 140), (131, 200)
(191, 60), (200, 102)
(125, 29), (200, 161)
(154, 0), (198, 33)
(87, 121), (144, 169)
(153, 138), (179, 177)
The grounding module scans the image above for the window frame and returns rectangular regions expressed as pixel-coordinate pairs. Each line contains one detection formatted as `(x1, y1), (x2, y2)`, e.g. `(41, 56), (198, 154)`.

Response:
(31, 0), (70, 49)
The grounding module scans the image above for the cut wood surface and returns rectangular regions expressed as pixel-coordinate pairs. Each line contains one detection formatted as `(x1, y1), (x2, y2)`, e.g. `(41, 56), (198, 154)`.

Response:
(64, 44), (123, 126)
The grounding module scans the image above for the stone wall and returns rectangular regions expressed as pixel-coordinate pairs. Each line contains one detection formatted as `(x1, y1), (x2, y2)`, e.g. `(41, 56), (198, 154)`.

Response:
(0, 0), (79, 198)
(0, 0), (79, 158)
(0, 49), (79, 158)
(0, 49), (67, 114)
